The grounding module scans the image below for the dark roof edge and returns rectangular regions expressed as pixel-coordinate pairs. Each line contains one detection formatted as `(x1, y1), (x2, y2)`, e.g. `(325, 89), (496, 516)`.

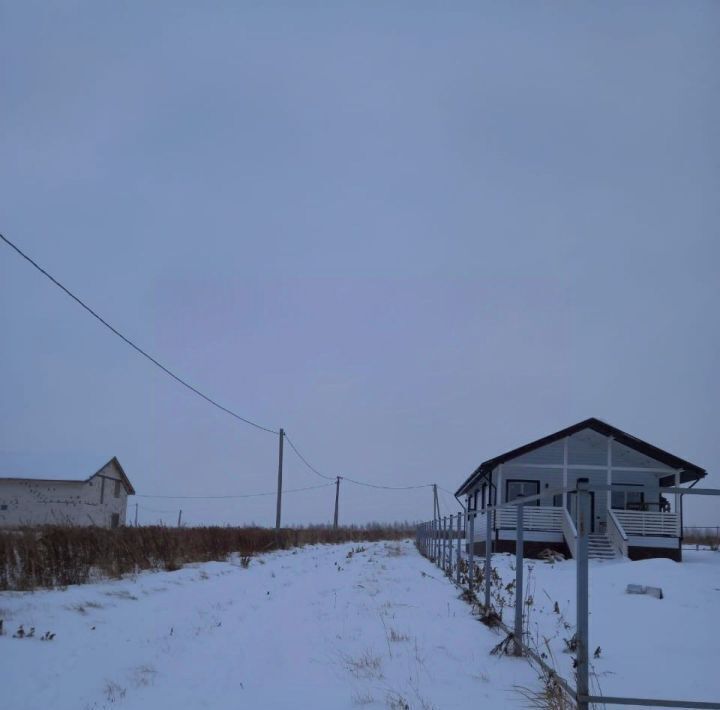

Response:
(91, 457), (136, 495)
(0, 457), (136, 495)
(455, 418), (706, 496)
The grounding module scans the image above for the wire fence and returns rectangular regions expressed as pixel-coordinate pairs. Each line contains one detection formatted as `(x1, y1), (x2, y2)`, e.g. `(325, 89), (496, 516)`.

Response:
(416, 482), (720, 710)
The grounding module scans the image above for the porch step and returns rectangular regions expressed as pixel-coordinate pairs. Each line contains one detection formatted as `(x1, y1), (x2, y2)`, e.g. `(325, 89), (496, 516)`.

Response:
(587, 533), (617, 560)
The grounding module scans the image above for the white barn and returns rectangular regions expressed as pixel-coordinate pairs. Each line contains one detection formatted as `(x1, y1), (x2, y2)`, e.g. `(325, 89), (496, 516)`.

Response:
(0, 456), (135, 528)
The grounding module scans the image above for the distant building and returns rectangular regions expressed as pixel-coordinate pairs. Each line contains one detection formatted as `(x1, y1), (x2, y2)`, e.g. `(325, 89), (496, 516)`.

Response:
(0, 456), (134, 528)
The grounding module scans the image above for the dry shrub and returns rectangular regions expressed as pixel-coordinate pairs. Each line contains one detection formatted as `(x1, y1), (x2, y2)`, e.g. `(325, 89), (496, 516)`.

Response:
(516, 668), (574, 710)
(0, 523), (412, 591)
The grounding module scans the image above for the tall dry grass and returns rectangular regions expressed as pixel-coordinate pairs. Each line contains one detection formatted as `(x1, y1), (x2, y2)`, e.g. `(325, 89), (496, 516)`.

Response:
(0, 523), (413, 590)
(683, 527), (720, 550)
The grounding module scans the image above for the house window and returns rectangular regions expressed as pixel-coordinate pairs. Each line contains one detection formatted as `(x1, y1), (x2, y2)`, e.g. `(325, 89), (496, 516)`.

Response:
(114, 479), (121, 498)
(468, 491), (478, 512)
(552, 494), (563, 507)
(111, 513), (120, 528)
(0, 504), (7, 511)
(506, 480), (540, 505)
(612, 486), (644, 511)
(480, 483), (487, 510)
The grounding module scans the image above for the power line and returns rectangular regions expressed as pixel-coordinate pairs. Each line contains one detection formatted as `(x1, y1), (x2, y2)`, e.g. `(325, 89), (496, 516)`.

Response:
(437, 486), (463, 507)
(1, 232), (445, 497)
(342, 476), (434, 491)
(137, 504), (178, 514)
(135, 482), (334, 499)
(283, 433), (335, 481)
(435, 486), (463, 514)
(284, 431), (434, 490)
(0, 232), (278, 435)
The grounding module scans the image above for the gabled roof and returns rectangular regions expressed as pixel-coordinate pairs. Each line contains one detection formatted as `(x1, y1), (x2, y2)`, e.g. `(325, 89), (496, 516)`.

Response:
(0, 454), (135, 495)
(455, 418), (706, 496)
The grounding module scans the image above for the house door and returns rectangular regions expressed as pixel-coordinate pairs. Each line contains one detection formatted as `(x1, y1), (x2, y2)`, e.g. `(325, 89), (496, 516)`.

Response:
(567, 492), (595, 533)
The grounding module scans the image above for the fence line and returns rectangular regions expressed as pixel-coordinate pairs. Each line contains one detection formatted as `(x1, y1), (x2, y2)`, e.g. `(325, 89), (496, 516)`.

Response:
(415, 483), (720, 710)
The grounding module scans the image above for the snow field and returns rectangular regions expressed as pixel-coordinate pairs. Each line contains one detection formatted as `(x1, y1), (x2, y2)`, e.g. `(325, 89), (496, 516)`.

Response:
(465, 548), (720, 706)
(0, 540), (539, 710)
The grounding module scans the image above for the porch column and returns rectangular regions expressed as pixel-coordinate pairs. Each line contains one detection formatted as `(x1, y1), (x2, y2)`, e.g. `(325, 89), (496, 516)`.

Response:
(497, 465), (503, 506)
(675, 470), (681, 535)
(562, 438), (568, 509)
(607, 436), (613, 523)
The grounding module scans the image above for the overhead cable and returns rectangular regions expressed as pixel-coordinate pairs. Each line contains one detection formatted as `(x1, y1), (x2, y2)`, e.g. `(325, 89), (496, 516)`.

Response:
(0, 232), (278, 435)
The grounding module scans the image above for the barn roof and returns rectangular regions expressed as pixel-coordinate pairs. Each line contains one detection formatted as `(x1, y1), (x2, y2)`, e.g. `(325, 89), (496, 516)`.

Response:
(0, 454), (135, 494)
(455, 418), (706, 496)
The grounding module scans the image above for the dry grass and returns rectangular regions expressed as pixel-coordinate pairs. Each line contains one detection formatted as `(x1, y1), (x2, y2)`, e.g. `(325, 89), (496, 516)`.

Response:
(343, 649), (384, 680)
(388, 628), (409, 642)
(684, 527), (720, 550)
(0, 523), (413, 591)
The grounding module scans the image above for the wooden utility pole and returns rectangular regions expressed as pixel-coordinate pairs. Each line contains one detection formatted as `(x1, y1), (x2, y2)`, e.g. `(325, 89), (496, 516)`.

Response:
(432, 484), (440, 521)
(177, 509), (183, 527)
(333, 476), (341, 529)
(134, 502), (138, 526)
(275, 428), (285, 530)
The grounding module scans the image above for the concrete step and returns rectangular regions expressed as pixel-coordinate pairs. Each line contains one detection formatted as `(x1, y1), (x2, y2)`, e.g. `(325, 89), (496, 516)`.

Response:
(587, 533), (617, 559)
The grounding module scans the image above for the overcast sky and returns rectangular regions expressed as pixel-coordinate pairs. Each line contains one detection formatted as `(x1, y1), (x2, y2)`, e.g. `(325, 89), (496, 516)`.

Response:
(1, 2), (718, 527)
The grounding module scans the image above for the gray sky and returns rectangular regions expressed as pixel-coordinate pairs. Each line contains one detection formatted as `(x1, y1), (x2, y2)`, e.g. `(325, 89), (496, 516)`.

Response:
(1, 2), (718, 526)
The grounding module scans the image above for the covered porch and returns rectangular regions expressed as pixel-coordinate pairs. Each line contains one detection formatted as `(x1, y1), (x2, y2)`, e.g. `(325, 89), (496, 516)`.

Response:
(468, 498), (682, 561)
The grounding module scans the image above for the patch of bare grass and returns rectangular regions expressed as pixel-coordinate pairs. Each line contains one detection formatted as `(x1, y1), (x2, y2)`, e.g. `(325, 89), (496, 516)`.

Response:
(389, 628), (409, 642)
(343, 649), (384, 680)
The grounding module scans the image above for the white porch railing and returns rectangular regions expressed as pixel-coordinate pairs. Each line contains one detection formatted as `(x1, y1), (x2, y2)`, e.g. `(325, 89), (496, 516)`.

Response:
(561, 507), (577, 559)
(495, 506), (564, 532)
(470, 510), (494, 541)
(612, 510), (679, 537)
(607, 510), (629, 557)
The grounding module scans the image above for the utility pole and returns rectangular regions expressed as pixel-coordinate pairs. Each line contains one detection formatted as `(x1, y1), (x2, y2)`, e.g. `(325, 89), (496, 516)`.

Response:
(177, 509), (182, 527)
(333, 476), (341, 529)
(275, 428), (285, 530)
(432, 484), (440, 521)
(134, 502), (138, 526)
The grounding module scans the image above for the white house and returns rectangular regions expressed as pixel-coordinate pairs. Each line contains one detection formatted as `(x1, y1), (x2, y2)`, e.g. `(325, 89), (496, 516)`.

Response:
(456, 418), (706, 562)
(0, 456), (135, 528)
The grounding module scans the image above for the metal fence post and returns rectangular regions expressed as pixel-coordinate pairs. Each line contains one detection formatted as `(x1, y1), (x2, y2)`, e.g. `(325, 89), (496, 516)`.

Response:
(468, 512), (475, 592)
(448, 513), (454, 572)
(485, 506), (492, 611)
(576, 479), (590, 710)
(456, 512), (462, 584)
(514, 503), (524, 656)
(431, 519), (435, 561)
(440, 515), (447, 570)
(432, 520), (436, 559)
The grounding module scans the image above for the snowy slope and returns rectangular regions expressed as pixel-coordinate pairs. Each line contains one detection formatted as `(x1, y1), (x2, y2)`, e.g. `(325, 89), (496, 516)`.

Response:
(0, 541), (539, 710)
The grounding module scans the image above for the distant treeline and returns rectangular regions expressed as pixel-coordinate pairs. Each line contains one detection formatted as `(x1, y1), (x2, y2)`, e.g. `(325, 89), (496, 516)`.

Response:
(0, 523), (414, 591)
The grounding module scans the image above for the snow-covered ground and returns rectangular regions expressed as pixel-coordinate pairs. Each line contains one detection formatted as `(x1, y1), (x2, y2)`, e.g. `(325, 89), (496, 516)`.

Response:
(1, 541), (718, 710)
(0, 540), (538, 710)
(483, 548), (720, 706)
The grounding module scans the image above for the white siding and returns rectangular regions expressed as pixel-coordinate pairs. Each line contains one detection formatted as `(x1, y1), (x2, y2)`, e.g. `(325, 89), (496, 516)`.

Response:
(469, 428), (668, 528)
(0, 460), (129, 528)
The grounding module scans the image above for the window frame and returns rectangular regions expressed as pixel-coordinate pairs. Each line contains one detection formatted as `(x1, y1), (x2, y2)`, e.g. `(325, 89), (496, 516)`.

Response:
(505, 479), (540, 506)
(611, 484), (645, 511)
